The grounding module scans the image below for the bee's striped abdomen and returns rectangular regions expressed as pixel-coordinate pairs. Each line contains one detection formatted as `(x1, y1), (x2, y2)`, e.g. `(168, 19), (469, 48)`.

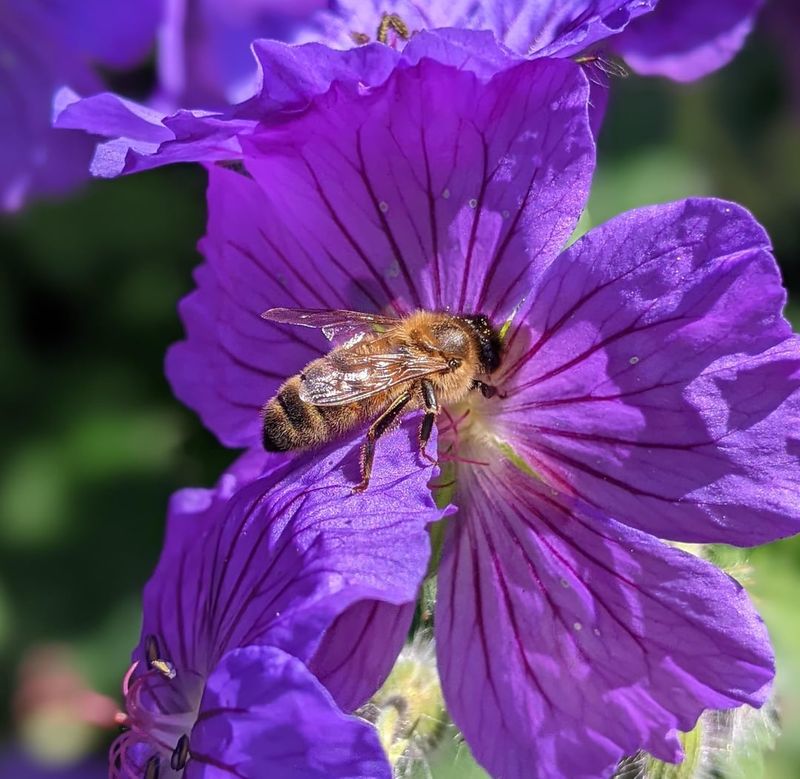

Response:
(262, 377), (336, 452)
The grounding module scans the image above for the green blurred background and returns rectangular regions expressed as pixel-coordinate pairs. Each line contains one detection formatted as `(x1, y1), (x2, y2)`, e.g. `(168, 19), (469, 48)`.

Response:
(0, 17), (798, 779)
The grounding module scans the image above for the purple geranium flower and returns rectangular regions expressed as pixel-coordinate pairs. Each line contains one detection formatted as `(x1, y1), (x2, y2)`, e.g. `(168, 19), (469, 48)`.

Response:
(112, 436), (441, 778)
(163, 56), (799, 778)
(0, 0), (159, 211)
(53, 0), (764, 180)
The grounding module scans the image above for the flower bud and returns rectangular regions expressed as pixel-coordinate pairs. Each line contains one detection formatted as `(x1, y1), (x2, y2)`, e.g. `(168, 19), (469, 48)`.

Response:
(612, 701), (779, 779)
(359, 636), (448, 777)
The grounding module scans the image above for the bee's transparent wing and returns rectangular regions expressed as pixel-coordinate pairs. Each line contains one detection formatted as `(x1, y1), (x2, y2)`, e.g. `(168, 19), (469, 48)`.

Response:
(261, 307), (399, 347)
(299, 348), (450, 405)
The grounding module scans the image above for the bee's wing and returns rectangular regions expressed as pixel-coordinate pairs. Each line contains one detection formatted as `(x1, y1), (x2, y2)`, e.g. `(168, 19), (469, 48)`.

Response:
(299, 348), (450, 406)
(261, 307), (399, 346)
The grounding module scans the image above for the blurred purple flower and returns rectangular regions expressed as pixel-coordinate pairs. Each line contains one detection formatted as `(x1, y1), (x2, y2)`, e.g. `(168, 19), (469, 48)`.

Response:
(162, 55), (799, 778)
(0, 750), (106, 779)
(613, 0), (764, 81)
(112, 437), (441, 778)
(156, 0), (330, 110)
(0, 0), (159, 211)
(53, 0), (766, 179)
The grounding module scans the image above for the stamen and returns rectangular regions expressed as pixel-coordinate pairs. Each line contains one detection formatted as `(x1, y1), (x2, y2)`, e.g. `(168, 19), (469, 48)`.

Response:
(122, 661), (139, 696)
(145, 635), (160, 666)
(350, 31), (371, 45)
(171, 734), (191, 770)
(144, 635), (176, 679)
(438, 452), (491, 467)
(145, 756), (160, 779)
(151, 659), (176, 680)
(498, 296), (527, 343)
(376, 13), (410, 44)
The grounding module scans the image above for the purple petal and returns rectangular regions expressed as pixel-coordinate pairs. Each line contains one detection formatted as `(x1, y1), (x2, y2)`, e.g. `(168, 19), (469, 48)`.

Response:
(436, 461), (774, 779)
(137, 425), (440, 675)
(400, 28), (523, 79)
(526, 0), (658, 58)
(53, 89), (252, 178)
(52, 38), (402, 179)
(241, 56), (592, 318)
(190, 645), (390, 779)
(613, 0), (764, 81)
(234, 35), (398, 118)
(168, 55), (593, 448)
(310, 601), (416, 711)
(54, 88), (173, 146)
(499, 199), (800, 544)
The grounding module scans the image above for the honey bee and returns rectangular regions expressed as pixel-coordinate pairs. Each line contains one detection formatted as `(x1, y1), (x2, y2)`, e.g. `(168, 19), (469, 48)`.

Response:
(261, 308), (502, 491)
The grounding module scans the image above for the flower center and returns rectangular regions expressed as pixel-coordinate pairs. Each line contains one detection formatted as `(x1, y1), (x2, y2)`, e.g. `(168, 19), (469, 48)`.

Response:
(431, 318), (543, 502)
(437, 395), (498, 467)
(111, 636), (203, 778)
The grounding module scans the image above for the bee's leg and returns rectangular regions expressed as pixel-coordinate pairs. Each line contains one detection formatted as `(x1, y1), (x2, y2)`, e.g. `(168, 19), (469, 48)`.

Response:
(419, 379), (438, 465)
(353, 391), (412, 493)
(470, 379), (499, 399)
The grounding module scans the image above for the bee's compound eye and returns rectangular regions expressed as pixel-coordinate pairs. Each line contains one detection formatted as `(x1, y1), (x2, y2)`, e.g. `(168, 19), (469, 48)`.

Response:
(448, 358), (462, 371)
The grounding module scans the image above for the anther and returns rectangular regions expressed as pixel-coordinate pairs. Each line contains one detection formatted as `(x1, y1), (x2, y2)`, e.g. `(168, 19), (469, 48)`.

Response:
(350, 31), (371, 45)
(171, 734), (191, 771)
(376, 13), (410, 44)
(152, 658), (176, 679)
(145, 756), (160, 779)
(144, 634), (176, 679)
(145, 635), (160, 666)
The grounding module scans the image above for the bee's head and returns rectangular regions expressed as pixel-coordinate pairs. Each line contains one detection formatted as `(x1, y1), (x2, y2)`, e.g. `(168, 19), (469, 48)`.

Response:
(460, 314), (502, 373)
